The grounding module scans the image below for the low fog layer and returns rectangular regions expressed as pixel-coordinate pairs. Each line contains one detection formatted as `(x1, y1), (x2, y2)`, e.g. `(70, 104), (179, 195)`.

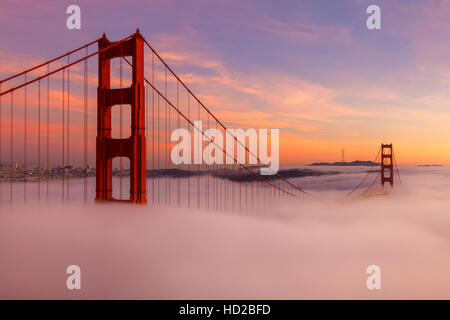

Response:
(1, 166), (450, 299)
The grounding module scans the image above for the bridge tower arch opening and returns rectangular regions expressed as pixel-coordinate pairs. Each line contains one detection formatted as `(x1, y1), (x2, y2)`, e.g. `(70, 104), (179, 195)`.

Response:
(96, 30), (147, 203)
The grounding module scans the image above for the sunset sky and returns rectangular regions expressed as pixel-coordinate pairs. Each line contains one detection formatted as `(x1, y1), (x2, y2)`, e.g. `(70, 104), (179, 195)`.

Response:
(1, 0), (450, 165)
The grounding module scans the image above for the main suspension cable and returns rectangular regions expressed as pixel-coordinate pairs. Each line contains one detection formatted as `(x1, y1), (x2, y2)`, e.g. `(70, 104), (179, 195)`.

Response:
(0, 39), (98, 85)
(0, 34), (134, 97)
(345, 146), (381, 197)
(141, 37), (311, 197)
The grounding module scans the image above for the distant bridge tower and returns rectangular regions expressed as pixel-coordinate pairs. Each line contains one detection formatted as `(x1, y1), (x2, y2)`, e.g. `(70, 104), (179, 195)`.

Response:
(341, 146), (345, 162)
(96, 30), (147, 203)
(381, 143), (393, 187)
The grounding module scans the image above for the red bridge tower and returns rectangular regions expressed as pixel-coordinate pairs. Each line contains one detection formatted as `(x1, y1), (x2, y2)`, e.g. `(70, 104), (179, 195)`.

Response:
(381, 143), (393, 187)
(96, 30), (147, 203)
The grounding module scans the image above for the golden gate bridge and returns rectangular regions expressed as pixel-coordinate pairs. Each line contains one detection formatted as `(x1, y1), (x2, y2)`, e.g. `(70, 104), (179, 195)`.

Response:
(0, 30), (400, 209)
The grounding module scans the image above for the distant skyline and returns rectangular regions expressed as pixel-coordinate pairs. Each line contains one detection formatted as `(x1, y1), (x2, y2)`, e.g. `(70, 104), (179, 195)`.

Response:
(1, 0), (450, 165)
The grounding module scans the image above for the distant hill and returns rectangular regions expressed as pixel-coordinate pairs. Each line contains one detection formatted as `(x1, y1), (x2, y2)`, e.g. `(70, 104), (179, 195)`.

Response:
(308, 160), (379, 167)
(417, 164), (443, 167)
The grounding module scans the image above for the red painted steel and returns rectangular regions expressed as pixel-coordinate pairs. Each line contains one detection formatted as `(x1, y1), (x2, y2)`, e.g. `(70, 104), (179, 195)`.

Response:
(96, 30), (147, 203)
(381, 143), (394, 187)
(0, 31), (319, 206)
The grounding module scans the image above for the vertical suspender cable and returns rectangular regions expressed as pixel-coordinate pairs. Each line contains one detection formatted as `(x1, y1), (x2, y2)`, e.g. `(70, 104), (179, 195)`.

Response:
(223, 128), (227, 212)
(212, 120), (215, 210)
(239, 152), (242, 212)
(47, 64), (50, 203)
(393, 150), (402, 184)
(278, 173), (281, 201)
(84, 48), (88, 204)
(177, 81), (180, 207)
(38, 80), (41, 201)
(145, 83), (148, 200)
(62, 69), (65, 203)
(10, 93), (13, 206)
(251, 163), (254, 211)
(0, 83), (2, 205)
(152, 53), (155, 204)
(213, 121), (216, 211)
(232, 158), (235, 212)
(206, 113), (209, 210)
(67, 56), (70, 202)
(146, 83), (149, 201)
(197, 101), (200, 210)
(187, 92), (190, 209)
(165, 68), (168, 206)
(245, 152), (248, 211)
(168, 69), (171, 206)
(24, 73), (27, 203)
(215, 121), (218, 211)
(119, 56), (123, 200)
(157, 94), (160, 205)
